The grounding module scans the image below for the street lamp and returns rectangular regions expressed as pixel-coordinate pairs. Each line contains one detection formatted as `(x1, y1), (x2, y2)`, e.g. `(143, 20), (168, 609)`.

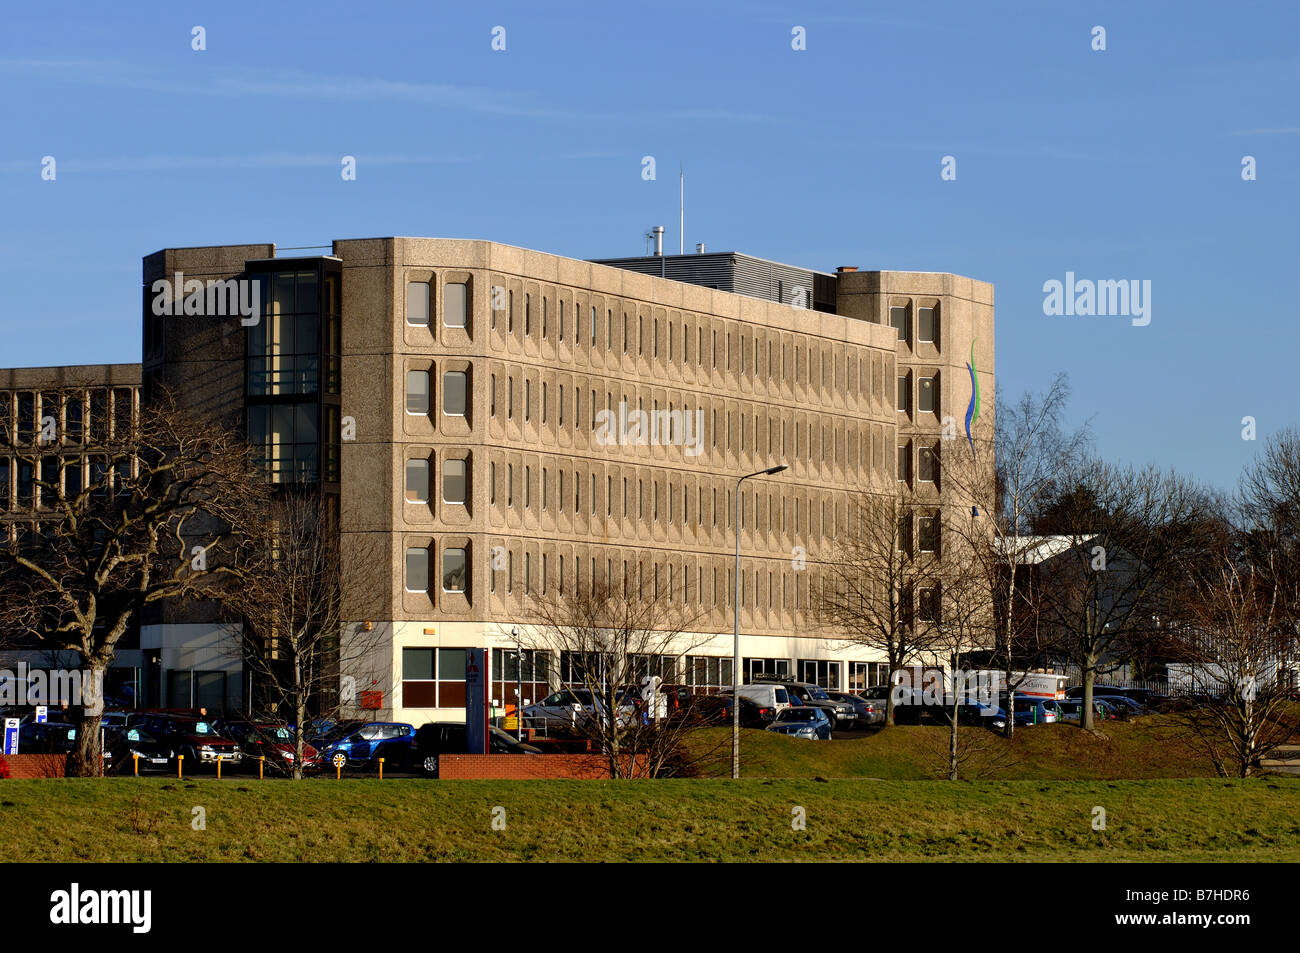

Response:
(733, 463), (789, 780)
(511, 626), (524, 742)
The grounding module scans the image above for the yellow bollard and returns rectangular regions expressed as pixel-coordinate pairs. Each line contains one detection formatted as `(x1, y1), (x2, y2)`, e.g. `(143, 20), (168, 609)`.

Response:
(216, 758), (222, 780)
(133, 753), (139, 777)
(378, 758), (384, 780)
(177, 755), (184, 779)
(336, 762), (341, 780)
(259, 756), (264, 780)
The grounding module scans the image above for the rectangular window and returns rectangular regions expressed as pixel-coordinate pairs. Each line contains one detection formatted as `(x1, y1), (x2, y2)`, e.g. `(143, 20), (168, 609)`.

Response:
(405, 547), (430, 592)
(443, 547), (467, 592)
(406, 281), (430, 326)
(890, 305), (910, 343)
(918, 377), (935, 415)
(406, 458), (430, 502)
(919, 516), (939, 552)
(897, 515), (912, 554)
(918, 307), (937, 343)
(406, 371), (430, 415)
(918, 446), (936, 483)
(445, 282), (468, 328)
(897, 443), (910, 482)
(443, 371), (467, 416)
(897, 375), (910, 414)
(444, 458), (467, 504)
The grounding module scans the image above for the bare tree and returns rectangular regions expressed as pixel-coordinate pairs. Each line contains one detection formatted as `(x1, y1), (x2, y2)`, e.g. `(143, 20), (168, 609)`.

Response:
(1032, 460), (1219, 729)
(0, 388), (267, 776)
(521, 574), (713, 778)
(819, 487), (947, 726)
(928, 527), (998, 779)
(940, 376), (1090, 737)
(215, 491), (387, 779)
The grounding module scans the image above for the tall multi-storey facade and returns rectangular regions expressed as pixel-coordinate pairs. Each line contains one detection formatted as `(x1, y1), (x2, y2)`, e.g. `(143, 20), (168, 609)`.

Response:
(3, 237), (994, 721)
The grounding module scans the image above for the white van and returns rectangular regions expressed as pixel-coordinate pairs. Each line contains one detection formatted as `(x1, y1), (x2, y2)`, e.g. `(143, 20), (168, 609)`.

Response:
(734, 683), (792, 713)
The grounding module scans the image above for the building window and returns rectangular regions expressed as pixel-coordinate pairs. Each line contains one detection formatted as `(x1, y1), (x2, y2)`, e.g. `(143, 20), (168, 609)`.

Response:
(443, 547), (467, 592)
(918, 586), (940, 623)
(406, 458), (430, 502)
(897, 443), (910, 482)
(918, 306), (937, 344)
(401, 648), (468, 708)
(897, 515), (912, 554)
(918, 376), (935, 415)
(443, 371), (467, 416)
(798, 659), (841, 690)
(445, 282), (468, 328)
(248, 403), (319, 483)
(890, 305), (910, 344)
(405, 547), (429, 592)
(406, 281), (430, 327)
(406, 370), (430, 415)
(918, 446), (937, 483)
(897, 375), (910, 414)
(743, 657), (790, 683)
(444, 458), (467, 504)
(918, 515), (939, 552)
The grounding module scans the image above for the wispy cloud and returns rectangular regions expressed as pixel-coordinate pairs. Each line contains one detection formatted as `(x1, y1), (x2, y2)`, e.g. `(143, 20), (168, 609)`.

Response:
(0, 152), (478, 174)
(1230, 126), (1300, 136)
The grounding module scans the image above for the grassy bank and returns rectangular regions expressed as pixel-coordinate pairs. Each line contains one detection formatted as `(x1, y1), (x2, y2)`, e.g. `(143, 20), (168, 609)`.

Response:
(689, 716), (1225, 780)
(1, 776), (1296, 862)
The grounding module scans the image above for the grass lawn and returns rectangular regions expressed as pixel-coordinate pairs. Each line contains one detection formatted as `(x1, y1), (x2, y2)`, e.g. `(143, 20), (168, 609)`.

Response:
(689, 715), (1227, 780)
(1, 775), (1297, 862)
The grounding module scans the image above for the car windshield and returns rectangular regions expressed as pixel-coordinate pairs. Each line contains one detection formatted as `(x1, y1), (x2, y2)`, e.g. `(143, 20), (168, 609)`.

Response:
(191, 721), (215, 735)
(808, 687), (830, 700)
(265, 727), (292, 740)
(779, 709), (818, 722)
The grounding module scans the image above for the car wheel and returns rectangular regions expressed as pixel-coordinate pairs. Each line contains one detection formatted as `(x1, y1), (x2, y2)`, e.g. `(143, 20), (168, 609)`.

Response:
(330, 751), (348, 771)
(421, 754), (439, 778)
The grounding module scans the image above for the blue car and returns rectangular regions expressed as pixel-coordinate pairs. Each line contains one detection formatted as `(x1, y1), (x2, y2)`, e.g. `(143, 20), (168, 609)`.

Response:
(765, 707), (833, 740)
(317, 722), (416, 771)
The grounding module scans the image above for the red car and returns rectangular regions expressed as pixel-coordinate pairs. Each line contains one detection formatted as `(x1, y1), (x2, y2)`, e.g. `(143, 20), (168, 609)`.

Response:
(137, 713), (242, 771)
(219, 721), (321, 774)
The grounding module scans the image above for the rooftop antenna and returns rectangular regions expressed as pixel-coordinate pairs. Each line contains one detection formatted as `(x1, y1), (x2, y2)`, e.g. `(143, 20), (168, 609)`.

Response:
(679, 163), (685, 255)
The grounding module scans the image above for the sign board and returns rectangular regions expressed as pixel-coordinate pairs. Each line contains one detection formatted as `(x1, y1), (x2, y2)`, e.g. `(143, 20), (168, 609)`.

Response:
(2, 718), (18, 756)
(464, 649), (490, 755)
(35, 706), (48, 724)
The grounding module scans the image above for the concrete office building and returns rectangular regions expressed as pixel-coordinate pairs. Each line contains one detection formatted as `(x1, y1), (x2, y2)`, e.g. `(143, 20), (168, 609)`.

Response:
(1, 237), (994, 722)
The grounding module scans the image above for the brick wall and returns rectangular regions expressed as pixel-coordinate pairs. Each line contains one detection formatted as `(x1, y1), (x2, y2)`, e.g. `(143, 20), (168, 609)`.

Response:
(3, 754), (67, 779)
(439, 754), (647, 779)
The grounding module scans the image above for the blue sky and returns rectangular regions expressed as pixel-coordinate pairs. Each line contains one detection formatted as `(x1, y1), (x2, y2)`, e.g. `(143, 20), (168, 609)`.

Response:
(1, 0), (1296, 491)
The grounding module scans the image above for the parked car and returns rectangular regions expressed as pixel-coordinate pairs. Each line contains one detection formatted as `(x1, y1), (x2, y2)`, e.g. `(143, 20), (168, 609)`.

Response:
(1065, 685), (1155, 707)
(219, 721), (321, 774)
(413, 722), (541, 777)
(137, 714), (242, 770)
(733, 683), (792, 715)
(827, 691), (884, 727)
(1093, 695), (1146, 717)
(697, 693), (773, 727)
(1056, 699), (1119, 724)
(99, 711), (131, 731)
(765, 707), (834, 740)
(316, 722), (416, 771)
(1008, 697), (1060, 725)
(18, 722), (119, 770)
(521, 688), (636, 732)
(752, 677), (855, 729)
(105, 726), (174, 774)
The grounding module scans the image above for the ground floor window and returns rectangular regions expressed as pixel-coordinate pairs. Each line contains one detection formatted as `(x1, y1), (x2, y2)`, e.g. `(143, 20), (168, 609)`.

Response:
(401, 647), (468, 708)
(798, 659), (841, 690)
(743, 657), (790, 683)
(491, 648), (551, 708)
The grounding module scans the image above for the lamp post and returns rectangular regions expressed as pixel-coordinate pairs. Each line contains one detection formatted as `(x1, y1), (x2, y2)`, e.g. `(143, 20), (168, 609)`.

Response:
(733, 463), (789, 780)
(511, 626), (524, 742)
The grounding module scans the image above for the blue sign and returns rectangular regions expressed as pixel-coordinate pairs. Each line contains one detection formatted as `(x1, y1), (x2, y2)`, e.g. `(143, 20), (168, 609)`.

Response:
(35, 706), (47, 724)
(465, 649), (490, 755)
(2, 718), (18, 756)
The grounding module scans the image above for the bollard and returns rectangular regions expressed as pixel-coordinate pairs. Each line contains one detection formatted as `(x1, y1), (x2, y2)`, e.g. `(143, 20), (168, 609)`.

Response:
(217, 758), (222, 780)
(336, 762), (341, 780)
(177, 755), (184, 779)
(259, 756), (265, 780)
(379, 758), (384, 780)
(133, 753), (139, 777)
